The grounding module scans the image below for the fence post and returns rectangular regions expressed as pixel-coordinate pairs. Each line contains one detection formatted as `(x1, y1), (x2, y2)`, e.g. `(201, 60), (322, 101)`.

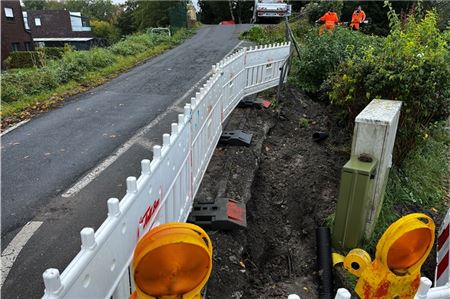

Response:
(351, 99), (402, 239)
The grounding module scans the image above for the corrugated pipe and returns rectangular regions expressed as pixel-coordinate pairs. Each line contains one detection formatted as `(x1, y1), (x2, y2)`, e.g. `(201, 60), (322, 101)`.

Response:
(316, 227), (334, 299)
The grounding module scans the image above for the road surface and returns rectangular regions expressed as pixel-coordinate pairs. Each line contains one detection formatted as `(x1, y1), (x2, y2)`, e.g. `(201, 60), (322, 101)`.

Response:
(1, 24), (252, 298)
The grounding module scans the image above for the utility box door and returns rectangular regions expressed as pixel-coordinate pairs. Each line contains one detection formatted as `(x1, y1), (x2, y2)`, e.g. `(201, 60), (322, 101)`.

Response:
(333, 156), (377, 249)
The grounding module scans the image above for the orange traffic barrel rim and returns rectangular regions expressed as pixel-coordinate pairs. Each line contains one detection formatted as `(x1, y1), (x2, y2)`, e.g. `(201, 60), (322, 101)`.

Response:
(375, 213), (435, 275)
(132, 222), (213, 299)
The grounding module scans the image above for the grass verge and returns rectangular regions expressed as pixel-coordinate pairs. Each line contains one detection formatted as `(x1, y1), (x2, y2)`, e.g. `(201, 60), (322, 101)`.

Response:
(1, 29), (195, 128)
(365, 122), (449, 253)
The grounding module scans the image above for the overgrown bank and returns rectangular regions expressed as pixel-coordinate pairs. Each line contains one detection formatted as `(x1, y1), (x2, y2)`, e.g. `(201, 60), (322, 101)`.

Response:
(241, 5), (449, 290)
(1, 28), (194, 129)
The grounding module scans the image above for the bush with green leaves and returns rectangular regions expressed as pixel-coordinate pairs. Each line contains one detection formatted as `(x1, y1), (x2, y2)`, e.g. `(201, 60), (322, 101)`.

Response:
(302, 0), (344, 23)
(110, 33), (154, 56)
(326, 11), (450, 163)
(2, 67), (59, 103)
(240, 25), (285, 44)
(43, 47), (66, 60)
(1, 29), (192, 108)
(89, 47), (117, 69)
(293, 27), (380, 94)
(91, 19), (120, 45)
(7, 51), (46, 68)
(57, 50), (93, 83)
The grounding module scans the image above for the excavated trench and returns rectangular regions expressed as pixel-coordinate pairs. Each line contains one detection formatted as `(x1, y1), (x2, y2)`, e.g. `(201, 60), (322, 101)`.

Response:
(194, 87), (351, 298)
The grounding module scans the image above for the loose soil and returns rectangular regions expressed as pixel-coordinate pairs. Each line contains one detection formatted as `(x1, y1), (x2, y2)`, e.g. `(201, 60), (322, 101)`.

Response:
(195, 86), (351, 298)
(195, 85), (441, 298)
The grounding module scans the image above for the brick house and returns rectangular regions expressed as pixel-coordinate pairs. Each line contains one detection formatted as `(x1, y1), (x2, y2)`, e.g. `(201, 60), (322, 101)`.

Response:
(26, 10), (96, 50)
(1, 0), (33, 64)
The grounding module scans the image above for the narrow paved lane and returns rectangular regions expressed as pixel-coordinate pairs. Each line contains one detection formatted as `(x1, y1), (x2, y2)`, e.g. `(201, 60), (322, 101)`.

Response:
(1, 24), (252, 298)
(1, 25), (250, 238)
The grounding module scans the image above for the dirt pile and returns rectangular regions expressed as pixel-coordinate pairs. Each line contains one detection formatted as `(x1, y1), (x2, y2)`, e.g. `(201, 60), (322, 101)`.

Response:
(195, 87), (351, 298)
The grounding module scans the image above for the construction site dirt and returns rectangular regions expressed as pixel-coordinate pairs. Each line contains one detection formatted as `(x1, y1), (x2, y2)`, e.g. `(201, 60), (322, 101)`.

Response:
(193, 87), (349, 298)
(194, 86), (440, 298)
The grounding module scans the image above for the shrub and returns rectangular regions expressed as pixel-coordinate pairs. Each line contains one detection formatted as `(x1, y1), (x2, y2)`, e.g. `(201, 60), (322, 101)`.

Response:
(1, 67), (60, 102)
(302, 1), (344, 23)
(44, 47), (65, 60)
(57, 51), (93, 83)
(294, 27), (380, 94)
(110, 33), (153, 56)
(8, 51), (45, 68)
(149, 32), (171, 44)
(240, 25), (285, 44)
(327, 11), (450, 163)
(89, 47), (117, 69)
(91, 19), (120, 45)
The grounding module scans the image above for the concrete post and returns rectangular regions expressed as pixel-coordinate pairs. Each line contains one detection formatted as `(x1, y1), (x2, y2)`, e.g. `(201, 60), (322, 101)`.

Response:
(351, 99), (402, 238)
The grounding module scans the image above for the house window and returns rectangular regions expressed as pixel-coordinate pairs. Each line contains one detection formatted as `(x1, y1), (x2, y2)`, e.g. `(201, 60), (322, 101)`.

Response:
(4, 7), (14, 20)
(35, 17), (41, 26)
(24, 42), (32, 51)
(11, 43), (20, 52)
(23, 11), (29, 30)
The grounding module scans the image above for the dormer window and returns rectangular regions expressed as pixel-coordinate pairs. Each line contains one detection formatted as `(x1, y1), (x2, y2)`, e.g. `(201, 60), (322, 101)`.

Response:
(35, 17), (41, 26)
(4, 7), (14, 21)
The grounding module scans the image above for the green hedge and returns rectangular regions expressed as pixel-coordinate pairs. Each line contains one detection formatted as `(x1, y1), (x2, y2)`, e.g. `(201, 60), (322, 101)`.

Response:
(7, 47), (66, 69)
(7, 51), (45, 68)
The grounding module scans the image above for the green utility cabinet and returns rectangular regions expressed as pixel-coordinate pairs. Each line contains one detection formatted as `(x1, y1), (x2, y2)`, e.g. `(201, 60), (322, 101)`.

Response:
(332, 155), (377, 250)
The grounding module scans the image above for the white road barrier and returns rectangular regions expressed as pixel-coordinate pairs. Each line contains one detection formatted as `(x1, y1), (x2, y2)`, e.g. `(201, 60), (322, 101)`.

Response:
(42, 42), (291, 299)
(436, 208), (450, 287)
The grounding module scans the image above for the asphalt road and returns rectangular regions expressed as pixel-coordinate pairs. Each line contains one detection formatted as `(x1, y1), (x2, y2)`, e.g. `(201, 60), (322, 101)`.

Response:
(1, 24), (252, 298)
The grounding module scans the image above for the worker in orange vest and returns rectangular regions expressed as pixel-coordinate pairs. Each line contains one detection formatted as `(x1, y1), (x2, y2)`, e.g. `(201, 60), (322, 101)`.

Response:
(350, 5), (366, 30)
(317, 9), (339, 34)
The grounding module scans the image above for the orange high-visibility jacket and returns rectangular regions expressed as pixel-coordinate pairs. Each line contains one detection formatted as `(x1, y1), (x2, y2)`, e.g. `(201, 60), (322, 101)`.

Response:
(350, 10), (366, 30)
(320, 11), (339, 30)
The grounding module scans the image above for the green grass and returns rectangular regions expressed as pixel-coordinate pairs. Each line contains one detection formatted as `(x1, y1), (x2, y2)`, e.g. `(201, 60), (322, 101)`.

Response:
(2, 29), (194, 118)
(365, 122), (449, 253)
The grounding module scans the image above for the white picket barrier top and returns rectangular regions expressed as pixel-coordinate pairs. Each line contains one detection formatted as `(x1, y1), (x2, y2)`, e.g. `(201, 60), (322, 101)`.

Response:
(42, 42), (291, 299)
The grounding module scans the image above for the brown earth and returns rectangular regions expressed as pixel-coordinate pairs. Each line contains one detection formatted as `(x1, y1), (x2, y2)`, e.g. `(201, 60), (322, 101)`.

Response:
(195, 86), (351, 298)
(194, 85), (442, 298)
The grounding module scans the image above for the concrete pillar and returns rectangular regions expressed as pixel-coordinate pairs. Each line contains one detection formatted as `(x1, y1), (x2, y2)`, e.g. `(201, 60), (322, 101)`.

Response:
(351, 99), (402, 238)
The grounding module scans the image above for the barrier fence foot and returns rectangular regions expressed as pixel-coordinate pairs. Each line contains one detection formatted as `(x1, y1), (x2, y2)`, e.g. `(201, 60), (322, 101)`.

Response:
(188, 198), (247, 230)
(219, 130), (252, 146)
(238, 97), (271, 109)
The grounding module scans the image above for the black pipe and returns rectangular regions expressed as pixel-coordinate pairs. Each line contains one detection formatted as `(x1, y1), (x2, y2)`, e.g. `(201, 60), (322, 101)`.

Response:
(313, 132), (329, 142)
(316, 227), (334, 299)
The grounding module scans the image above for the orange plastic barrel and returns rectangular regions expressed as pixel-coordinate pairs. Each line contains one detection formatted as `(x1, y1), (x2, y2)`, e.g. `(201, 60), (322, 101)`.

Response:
(131, 223), (213, 299)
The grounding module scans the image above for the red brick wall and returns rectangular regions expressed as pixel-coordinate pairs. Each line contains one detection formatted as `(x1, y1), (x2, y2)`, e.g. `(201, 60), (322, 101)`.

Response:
(1, 0), (33, 62)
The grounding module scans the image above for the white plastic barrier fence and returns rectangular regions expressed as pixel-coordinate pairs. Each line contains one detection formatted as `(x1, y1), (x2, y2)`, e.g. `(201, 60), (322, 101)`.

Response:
(42, 42), (291, 299)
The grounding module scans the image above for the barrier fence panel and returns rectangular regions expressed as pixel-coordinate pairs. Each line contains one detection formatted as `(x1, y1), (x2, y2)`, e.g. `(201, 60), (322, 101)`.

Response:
(436, 208), (450, 287)
(42, 42), (291, 299)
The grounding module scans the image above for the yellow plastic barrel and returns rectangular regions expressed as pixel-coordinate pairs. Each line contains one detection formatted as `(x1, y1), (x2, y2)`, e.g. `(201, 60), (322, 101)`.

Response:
(355, 213), (435, 298)
(131, 223), (213, 299)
